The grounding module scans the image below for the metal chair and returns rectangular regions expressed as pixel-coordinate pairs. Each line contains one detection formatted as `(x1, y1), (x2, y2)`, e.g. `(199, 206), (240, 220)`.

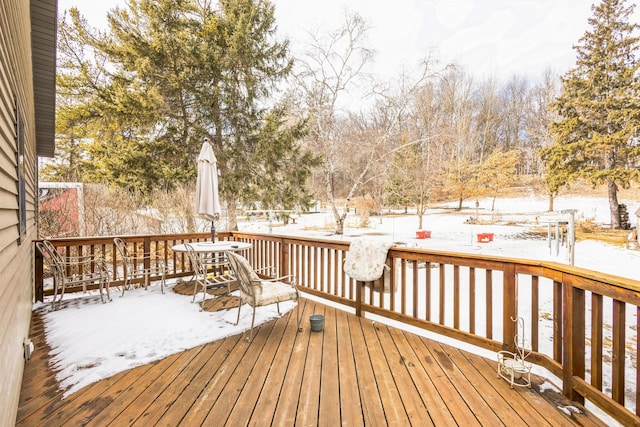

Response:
(184, 243), (236, 310)
(36, 240), (111, 310)
(114, 237), (167, 296)
(225, 250), (301, 340)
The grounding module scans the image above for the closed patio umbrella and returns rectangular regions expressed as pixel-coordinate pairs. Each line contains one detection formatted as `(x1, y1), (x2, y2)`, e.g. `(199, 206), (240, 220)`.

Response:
(195, 138), (222, 241)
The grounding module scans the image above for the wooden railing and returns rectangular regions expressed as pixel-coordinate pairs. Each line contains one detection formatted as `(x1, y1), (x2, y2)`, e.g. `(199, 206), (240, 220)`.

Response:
(34, 232), (640, 426)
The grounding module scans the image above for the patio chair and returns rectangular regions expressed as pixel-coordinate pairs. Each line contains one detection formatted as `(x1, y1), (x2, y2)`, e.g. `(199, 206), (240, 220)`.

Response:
(184, 243), (237, 310)
(225, 250), (301, 340)
(36, 240), (111, 310)
(114, 237), (167, 296)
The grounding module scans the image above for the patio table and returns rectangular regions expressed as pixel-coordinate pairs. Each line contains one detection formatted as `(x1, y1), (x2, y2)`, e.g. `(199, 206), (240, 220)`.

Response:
(172, 241), (252, 303)
(172, 241), (252, 284)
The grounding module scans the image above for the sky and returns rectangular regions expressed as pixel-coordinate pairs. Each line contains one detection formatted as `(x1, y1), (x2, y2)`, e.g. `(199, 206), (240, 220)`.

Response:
(56, 0), (629, 82)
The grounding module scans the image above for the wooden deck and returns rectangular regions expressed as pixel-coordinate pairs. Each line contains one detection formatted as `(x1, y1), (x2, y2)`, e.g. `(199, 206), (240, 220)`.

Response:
(17, 298), (606, 426)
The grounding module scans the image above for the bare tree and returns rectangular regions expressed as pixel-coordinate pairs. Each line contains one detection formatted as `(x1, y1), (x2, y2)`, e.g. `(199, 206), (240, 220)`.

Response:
(151, 183), (202, 234)
(291, 12), (374, 234)
(499, 75), (530, 157)
(476, 150), (521, 211)
(525, 69), (561, 210)
(474, 75), (502, 163)
(292, 11), (453, 234)
(83, 186), (150, 236)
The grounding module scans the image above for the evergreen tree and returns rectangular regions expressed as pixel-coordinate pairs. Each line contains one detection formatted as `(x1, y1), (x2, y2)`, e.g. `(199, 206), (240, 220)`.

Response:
(541, 0), (640, 228)
(55, 0), (317, 228)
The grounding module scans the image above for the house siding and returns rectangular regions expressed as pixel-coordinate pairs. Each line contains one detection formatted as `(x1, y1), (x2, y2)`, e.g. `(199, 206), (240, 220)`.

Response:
(0, 1), (52, 425)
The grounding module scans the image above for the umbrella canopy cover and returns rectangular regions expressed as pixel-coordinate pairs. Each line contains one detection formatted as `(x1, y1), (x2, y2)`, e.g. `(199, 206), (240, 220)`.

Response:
(195, 140), (222, 221)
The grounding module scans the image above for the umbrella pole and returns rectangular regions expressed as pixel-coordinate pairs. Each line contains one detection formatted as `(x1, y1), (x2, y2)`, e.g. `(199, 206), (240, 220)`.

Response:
(211, 221), (216, 242)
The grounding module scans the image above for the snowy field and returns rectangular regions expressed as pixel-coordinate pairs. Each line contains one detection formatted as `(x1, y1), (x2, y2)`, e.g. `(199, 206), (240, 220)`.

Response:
(242, 195), (640, 281)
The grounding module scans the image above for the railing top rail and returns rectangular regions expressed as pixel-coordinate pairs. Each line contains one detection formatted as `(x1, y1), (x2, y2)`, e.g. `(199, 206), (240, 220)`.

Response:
(37, 231), (640, 294)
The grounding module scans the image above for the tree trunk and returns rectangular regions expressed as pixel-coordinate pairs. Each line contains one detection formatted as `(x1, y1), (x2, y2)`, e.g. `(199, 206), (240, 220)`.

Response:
(186, 214), (196, 233)
(418, 214), (423, 229)
(227, 199), (239, 231)
(608, 179), (620, 229)
(335, 215), (345, 235)
(332, 205), (346, 235)
(548, 193), (554, 212)
(458, 197), (463, 211)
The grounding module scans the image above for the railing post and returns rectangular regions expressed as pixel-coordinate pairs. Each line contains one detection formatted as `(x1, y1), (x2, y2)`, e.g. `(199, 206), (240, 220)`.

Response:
(281, 238), (289, 278)
(502, 263), (517, 351)
(355, 280), (362, 317)
(143, 236), (151, 272)
(34, 241), (44, 302)
(562, 274), (585, 403)
(612, 299), (626, 405)
(553, 280), (563, 363)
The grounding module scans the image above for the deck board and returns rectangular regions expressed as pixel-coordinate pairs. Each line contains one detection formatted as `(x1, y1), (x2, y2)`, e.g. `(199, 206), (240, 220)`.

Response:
(336, 309), (365, 426)
(404, 331), (482, 426)
(224, 308), (286, 426)
(271, 300), (311, 426)
(376, 324), (433, 426)
(319, 303), (341, 427)
(132, 341), (221, 425)
(249, 303), (301, 426)
(347, 310), (387, 424)
(17, 297), (608, 426)
(296, 301), (324, 426)
(386, 325), (456, 425)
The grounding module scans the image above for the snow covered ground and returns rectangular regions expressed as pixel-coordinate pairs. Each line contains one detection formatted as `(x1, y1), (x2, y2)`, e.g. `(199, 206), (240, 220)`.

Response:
(243, 195), (640, 281)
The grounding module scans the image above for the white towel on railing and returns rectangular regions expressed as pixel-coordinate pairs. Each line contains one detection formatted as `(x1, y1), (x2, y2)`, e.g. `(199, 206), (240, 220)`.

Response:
(344, 238), (394, 282)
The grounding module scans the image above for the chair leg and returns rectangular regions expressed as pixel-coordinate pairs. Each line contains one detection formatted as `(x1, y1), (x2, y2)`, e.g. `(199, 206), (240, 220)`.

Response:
(120, 267), (133, 297)
(105, 277), (112, 302)
(59, 283), (66, 310)
(296, 299), (302, 332)
(235, 302), (242, 325)
(191, 279), (199, 303)
(52, 279), (59, 310)
(249, 306), (256, 340)
(199, 280), (208, 312)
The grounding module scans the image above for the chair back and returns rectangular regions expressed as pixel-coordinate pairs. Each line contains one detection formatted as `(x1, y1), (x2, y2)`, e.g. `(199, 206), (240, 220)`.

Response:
(114, 237), (132, 275)
(113, 237), (129, 259)
(225, 251), (261, 305)
(184, 243), (208, 278)
(36, 240), (63, 277)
